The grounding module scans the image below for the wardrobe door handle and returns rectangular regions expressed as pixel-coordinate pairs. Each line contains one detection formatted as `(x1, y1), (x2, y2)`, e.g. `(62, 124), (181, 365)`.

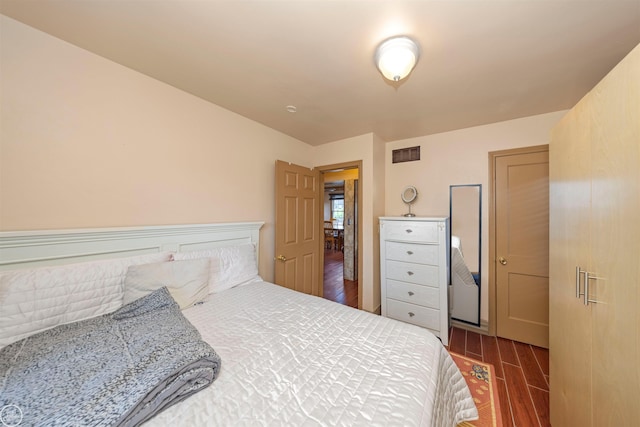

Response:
(408, 312), (415, 317)
(406, 250), (414, 255)
(407, 271), (414, 276)
(405, 229), (413, 234)
(576, 266), (585, 298)
(408, 291), (414, 296)
(584, 271), (601, 305)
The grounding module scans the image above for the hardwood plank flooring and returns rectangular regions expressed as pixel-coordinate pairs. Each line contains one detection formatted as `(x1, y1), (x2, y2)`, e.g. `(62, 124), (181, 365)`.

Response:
(323, 248), (357, 308)
(447, 327), (550, 427)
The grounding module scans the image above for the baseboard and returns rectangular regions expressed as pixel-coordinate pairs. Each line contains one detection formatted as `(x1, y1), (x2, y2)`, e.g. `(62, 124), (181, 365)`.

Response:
(451, 318), (489, 335)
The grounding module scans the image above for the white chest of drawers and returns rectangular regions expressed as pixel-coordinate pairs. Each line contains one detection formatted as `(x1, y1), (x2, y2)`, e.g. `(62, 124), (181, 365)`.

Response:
(379, 217), (450, 345)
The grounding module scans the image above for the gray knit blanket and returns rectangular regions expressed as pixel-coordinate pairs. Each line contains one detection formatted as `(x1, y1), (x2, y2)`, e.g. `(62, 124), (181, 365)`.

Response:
(0, 287), (221, 426)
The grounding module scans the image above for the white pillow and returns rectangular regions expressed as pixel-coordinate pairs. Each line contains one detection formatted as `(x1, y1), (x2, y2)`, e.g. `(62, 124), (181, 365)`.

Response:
(173, 243), (259, 294)
(123, 258), (210, 309)
(0, 252), (173, 349)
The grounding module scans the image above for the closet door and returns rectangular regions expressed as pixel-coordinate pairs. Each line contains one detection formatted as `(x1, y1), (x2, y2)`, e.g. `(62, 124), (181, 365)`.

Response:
(588, 50), (640, 425)
(549, 100), (593, 426)
(551, 44), (640, 426)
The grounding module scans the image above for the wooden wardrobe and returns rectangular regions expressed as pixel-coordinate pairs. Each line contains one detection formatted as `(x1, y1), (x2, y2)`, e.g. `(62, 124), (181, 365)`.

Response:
(549, 43), (639, 426)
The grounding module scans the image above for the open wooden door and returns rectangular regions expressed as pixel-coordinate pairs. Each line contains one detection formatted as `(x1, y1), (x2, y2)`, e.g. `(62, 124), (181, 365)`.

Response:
(274, 160), (321, 296)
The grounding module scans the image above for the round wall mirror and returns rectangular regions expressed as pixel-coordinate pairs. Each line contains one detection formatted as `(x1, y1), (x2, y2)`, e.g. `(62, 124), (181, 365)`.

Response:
(401, 185), (418, 217)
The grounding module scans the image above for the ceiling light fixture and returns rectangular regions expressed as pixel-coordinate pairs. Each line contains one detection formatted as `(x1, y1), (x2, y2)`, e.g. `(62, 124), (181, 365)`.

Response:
(374, 36), (420, 82)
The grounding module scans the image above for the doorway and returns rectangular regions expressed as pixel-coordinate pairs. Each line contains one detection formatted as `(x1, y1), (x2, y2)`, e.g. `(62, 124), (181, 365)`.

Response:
(489, 145), (549, 348)
(319, 162), (361, 310)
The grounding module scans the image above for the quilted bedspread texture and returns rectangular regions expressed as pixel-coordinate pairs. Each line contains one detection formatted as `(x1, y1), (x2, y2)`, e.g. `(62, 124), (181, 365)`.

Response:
(149, 281), (477, 426)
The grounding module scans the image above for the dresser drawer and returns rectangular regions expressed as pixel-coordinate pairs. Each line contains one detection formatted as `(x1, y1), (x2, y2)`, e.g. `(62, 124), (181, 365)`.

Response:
(386, 279), (439, 308)
(386, 260), (439, 286)
(386, 299), (440, 330)
(385, 241), (439, 265)
(383, 221), (439, 243)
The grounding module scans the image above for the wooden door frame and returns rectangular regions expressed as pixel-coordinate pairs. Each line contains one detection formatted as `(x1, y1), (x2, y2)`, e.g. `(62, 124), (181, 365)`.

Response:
(488, 144), (549, 336)
(317, 160), (363, 310)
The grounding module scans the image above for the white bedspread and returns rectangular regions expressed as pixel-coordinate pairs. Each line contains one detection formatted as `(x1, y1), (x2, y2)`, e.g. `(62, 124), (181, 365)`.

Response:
(147, 281), (477, 426)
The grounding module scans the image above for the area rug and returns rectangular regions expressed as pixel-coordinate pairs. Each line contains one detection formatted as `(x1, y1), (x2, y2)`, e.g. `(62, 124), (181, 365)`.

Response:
(450, 352), (503, 427)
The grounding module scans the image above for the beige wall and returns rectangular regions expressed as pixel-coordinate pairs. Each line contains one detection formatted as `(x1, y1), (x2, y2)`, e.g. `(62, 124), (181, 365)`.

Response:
(2, 16), (570, 320)
(0, 16), (312, 281)
(371, 133), (386, 312)
(385, 110), (567, 323)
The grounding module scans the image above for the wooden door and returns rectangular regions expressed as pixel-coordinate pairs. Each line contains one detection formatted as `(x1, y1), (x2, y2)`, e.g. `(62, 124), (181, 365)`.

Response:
(588, 49), (640, 425)
(549, 102), (593, 426)
(495, 147), (550, 348)
(274, 160), (320, 296)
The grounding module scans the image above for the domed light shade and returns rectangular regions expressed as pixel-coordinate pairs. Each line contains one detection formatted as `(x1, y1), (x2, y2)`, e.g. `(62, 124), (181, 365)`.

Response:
(375, 36), (420, 82)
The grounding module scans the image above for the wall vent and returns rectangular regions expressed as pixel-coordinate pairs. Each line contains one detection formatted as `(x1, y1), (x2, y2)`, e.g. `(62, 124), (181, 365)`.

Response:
(392, 146), (420, 163)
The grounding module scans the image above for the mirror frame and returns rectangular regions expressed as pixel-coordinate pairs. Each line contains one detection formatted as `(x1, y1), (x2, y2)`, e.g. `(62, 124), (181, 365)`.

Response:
(401, 185), (418, 203)
(449, 184), (482, 326)
(401, 185), (418, 217)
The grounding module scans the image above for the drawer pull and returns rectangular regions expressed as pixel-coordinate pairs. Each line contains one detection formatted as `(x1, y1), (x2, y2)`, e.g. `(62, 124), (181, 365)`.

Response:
(408, 291), (414, 296)
(407, 271), (414, 276)
(408, 312), (415, 317)
(405, 229), (413, 234)
(406, 250), (414, 255)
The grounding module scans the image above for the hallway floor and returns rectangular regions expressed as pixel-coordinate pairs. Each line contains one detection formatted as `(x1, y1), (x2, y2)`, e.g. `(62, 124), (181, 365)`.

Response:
(322, 248), (357, 308)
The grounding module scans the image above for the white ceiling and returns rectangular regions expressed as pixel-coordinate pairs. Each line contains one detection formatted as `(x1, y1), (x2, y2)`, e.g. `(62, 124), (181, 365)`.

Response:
(2, 1), (639, 146)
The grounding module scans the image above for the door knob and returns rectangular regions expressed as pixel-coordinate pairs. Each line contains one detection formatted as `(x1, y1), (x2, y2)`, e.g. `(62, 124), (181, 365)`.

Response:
(275, 255), (287, 262)
(498, 257), (507, 265)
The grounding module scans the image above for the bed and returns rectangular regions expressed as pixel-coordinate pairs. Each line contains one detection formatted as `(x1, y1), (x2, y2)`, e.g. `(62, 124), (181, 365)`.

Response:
(0, 222), (478, 426)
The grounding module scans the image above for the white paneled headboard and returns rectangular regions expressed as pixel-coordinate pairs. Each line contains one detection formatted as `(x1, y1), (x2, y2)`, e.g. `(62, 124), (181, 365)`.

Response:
(0, 222), (264, 271)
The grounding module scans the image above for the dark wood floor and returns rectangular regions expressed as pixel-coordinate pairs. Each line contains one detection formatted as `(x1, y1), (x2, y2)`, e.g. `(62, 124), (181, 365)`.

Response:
(446, 327), (550, 427)
(323, 248), (357, 308)
(323, 250), (549, 426)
